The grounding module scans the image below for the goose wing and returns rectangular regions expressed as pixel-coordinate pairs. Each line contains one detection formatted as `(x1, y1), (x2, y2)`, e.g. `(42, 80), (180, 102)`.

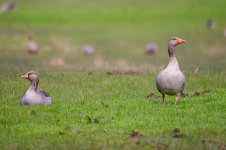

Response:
(37, 90), (49, 97)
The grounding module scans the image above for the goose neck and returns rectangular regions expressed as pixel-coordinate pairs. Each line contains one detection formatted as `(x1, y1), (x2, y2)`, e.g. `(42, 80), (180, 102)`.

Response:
(29, 79), (39, 90)
(168, 44), (175, 57)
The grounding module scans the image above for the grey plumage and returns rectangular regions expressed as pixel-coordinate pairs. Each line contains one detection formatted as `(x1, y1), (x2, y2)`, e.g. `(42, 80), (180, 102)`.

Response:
(156, 37), (187, 105)
(0, 2), (15, 14)
(20, 71), (52, 105)
(38, 90), (49, 97)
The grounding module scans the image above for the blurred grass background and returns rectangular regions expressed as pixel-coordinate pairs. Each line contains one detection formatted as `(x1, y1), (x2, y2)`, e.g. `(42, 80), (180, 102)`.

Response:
(0, 0), (226, 73)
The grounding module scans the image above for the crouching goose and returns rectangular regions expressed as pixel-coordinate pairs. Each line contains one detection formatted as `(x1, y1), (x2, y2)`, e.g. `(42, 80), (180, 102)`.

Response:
(156, 37), (187, 105)
(20, 71), (52, 105)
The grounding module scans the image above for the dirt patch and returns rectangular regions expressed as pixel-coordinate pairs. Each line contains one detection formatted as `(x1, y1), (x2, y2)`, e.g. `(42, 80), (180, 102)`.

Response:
(130, 130), (143, 138)
(51, 38), (76, 53)
(107, 71), (143, 76)
(86, 116), (108, 124)
(87, 116), (100, 124)
(218, 143), (226, 150)
(182, 90), (210, 97)
(182, 89), (210, 97)
(156, 143), (169, 150)
(93, 57), (106, 68)
(58, 131), (66, 135)
(202, 140), (214, 149)
(147, 89), (210, 99)
(101, 102), (109, 108)
(172, 128), (183, 138)
(180, 92), (189, 97)
(135, 139), (152, 146)
(49, 57), (65, 67)
(29, 110), (36, 115)
(192, 89), (210, 97)
(147, 92), (160, 99)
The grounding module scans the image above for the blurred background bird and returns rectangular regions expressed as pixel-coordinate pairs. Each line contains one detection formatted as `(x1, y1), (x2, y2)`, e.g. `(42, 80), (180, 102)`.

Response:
(0, 2), (15, 14)
(81, 44), (95, 56)
(27, 32), (39, 54)
(207, 18), (216, 29)
(145, 43), (158, 57)
(224, 27), (226, 37)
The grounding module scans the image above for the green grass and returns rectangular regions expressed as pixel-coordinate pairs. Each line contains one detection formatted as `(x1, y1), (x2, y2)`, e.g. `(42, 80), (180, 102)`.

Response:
(0, 0), (226, 149)
(0, 71), (226, 149)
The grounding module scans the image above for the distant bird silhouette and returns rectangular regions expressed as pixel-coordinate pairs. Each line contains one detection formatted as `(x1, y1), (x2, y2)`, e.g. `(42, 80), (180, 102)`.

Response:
(81, 44), (95, 56)
(207, 18), (216, 29)
(27, 32), (39, 54)
(0, 2), (15, 14)
(145, 43), (158, 56)
(224, 27), (226, 37)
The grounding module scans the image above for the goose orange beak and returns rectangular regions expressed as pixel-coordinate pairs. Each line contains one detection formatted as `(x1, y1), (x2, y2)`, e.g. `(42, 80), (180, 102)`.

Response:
(177, 39), (187, 44)
(21, 73), (29, 79)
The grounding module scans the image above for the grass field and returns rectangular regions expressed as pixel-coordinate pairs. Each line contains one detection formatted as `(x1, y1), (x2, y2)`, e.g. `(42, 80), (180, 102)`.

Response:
(0, 0), (226, 150)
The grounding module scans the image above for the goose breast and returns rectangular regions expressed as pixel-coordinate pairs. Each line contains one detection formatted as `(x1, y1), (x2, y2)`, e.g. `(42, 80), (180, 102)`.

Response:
(21, 89), (51, 105)
(156, 68), (185, 95)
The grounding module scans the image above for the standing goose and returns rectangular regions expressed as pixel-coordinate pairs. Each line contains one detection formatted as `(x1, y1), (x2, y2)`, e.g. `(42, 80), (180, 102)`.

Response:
(20, 71), (52, 105)
(156, 37), (187, 105)
(27, 32), (38, 54)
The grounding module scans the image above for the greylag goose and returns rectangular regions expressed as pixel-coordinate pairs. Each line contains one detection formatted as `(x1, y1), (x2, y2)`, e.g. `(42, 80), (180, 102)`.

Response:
(145, 43), (158, 56)
(81, 44), (95, 56)
(0, 2), (15, 14)
(207, 18), (216, 29)
(27, 33), (38, 54)
(156, 37), (187, 105)
(20, 71), (52, 105)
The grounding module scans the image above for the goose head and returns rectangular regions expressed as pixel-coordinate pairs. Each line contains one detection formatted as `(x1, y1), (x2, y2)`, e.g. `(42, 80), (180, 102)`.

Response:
(168, 37), (187, 47)
(21, 71), (39, 82)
